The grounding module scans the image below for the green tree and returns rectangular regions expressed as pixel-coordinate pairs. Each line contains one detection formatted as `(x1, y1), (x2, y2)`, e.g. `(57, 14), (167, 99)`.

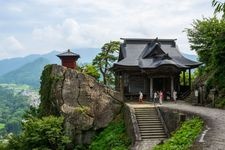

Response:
(186, 17), (225, 90)
(6, 116), (71, 150)
(212, 0), (225, 18)
(93, 41), (120, 86)
(78, 64), (100, 80)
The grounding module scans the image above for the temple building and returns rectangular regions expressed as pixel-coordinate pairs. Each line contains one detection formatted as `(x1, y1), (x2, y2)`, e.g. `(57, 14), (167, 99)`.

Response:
(113, 38), (202, 100)
(57, 49), (80, 69)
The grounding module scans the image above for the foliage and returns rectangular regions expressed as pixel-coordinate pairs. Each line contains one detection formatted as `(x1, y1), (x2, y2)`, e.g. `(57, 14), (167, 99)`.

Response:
(212, 0), (225, 18)
(0, 86), (29, 136)
(153, 117), (204, 150)
(39, 65), (60, 117)
(186, 17), (225, 92)
(179, 71), (197, 86)
(78, 64), (100, 80)
(5, 116), (71, 150)
(93, 41), (120, 86)
(89, 115), (130, 150)
(215, 97), (225, 108)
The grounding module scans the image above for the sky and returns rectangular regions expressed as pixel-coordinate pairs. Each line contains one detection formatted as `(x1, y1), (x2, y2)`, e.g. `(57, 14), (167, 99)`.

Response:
(0, 0), (215, 59)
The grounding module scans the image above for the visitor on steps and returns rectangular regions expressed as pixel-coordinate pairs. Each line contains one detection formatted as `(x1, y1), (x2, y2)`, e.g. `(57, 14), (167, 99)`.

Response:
(159, 91), (163, 105)
(153, 91), (158, 103)
(173, 90), (177, 103)
(139, 91), (143, 103)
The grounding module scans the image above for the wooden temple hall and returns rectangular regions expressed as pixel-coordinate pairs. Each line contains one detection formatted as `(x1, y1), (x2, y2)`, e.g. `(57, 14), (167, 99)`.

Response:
(113, 38), (202, 100)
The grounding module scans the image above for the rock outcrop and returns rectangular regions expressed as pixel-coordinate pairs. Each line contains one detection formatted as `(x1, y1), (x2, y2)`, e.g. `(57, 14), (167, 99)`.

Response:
(39, 64), (123, 144)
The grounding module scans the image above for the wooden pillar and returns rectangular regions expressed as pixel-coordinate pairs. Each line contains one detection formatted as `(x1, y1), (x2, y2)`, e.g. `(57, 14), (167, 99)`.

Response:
(183, 70), (186, 86)
(171, 76), (174, 99)
(178, 74), (180, 92)
(150, 77), (153, 99)
(120, 74), (124, 100)
(188, 69), (191, 90)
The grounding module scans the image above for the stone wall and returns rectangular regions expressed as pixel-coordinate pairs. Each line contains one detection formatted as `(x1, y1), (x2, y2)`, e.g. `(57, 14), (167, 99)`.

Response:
(123, 104), (141, 146)
(159, 107), (199, 135)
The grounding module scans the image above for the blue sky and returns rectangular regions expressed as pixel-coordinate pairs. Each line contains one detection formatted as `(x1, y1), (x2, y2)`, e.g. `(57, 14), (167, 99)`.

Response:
(0, 0), (214, 59)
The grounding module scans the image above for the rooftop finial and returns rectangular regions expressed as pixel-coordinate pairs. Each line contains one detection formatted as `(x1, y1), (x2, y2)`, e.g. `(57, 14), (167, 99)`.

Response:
(68, 49), (71, 52)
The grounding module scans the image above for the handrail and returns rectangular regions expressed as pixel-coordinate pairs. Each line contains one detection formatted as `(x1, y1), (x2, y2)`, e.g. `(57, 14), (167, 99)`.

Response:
(129, 107), (142, 141)
(179, 89), (191, 100)
(156, 106), (170, 138)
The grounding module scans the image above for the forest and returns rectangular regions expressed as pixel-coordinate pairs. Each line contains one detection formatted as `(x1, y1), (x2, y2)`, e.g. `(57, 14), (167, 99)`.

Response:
(0, 86), (29, 136)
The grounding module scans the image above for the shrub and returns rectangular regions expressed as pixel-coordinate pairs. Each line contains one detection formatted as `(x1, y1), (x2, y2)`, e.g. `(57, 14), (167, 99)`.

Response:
(89, 116), (130, 150)
(153, 117), (203, 150)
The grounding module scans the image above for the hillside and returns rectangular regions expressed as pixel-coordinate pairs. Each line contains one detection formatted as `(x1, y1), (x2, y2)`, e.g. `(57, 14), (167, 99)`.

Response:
(0, 48), (100, 76)
(0, 58), (50, 88)
(0, 51), (60, 76)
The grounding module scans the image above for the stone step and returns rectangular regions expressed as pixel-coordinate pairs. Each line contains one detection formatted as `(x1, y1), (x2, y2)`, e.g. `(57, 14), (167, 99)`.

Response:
(136, 116), (158, 118)
(139, 127), (164, 131)
(139, 124), (164, 128)
(138, 120), (161, 123)
(142, 135), (167, 139)
(135, 109), (156, 111)
(140, 129), (164, 133)
(138, 123), (162, 126)
(135, 114), (158, 116)
(136, 117), (158, 119)
(138, 119), (161, 123)
(135, 113), (157, 115)
(136, 115), (158, 117)
(136, 118), (159, 120)
(135, 114), (158, 117)
(135, 110), (156, 112)
(140, 131), (166, 134)
(133, 107), (167, 141)
(135, 112), (156, 114)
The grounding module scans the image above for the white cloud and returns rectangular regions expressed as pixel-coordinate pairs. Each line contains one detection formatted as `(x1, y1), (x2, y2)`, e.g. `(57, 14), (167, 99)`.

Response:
(0, 36), (26, 58)
(0, 0), (215, 59)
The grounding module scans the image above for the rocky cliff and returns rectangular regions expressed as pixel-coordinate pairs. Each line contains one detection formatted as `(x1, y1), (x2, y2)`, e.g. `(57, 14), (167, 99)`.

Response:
(39, 64), (123, 144)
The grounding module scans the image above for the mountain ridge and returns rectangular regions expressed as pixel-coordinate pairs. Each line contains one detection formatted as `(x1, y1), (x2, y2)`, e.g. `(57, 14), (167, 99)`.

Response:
(0, 49), (197, 88)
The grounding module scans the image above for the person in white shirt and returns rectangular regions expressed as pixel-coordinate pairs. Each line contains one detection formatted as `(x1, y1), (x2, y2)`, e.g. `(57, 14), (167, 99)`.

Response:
(173, 90), (177, 103)
(153, 91), (158, 103)
(139, 91), (143, 103)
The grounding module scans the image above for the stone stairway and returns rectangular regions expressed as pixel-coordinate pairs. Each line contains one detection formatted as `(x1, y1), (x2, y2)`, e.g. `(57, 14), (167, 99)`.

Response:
(134, 107), (167, 140)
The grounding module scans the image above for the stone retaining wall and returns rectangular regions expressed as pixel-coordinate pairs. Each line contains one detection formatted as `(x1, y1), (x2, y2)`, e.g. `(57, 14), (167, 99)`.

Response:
(159, 107), (199, 135)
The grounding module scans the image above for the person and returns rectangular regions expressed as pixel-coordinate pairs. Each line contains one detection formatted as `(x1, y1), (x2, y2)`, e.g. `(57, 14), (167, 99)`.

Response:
(153, 91), (158, 103)
(139, 91), (143, 103)
(195, 89), (199, 103)
(159, 90), (163, 105)
(173, 90), (177, 103)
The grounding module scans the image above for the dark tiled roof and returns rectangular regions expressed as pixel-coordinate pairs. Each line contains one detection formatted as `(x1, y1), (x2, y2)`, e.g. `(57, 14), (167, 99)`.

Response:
(57, 49), (80, 58)
(113, 38), (202, 69)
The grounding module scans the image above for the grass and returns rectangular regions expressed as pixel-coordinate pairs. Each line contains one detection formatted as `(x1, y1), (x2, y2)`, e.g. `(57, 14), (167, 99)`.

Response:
(89, 115), (130, 150)
(0, 123), (5, 130)
(153, 117), (204, 150)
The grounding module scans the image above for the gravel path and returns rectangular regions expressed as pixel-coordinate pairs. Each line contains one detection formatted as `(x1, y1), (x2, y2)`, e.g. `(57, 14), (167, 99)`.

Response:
(160, 101), (225, 150)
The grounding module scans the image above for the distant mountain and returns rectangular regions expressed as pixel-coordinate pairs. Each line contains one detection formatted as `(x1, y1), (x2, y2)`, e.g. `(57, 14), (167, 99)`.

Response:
(0, 58), (50, 88)
(0, 51), (60, 76)
(0, 48), (100, 76)
(183, 53), (198, 62)
(0, 48), (100, 88)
